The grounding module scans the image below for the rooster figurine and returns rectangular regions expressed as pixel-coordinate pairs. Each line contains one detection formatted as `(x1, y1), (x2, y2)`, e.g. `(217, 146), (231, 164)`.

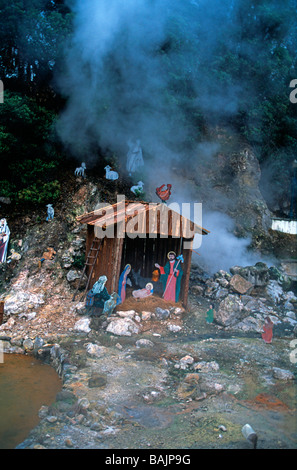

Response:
(156, 184), (172, 203)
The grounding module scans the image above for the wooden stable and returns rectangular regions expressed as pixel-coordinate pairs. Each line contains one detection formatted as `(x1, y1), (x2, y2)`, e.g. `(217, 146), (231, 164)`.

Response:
(75, 199), (209, 307)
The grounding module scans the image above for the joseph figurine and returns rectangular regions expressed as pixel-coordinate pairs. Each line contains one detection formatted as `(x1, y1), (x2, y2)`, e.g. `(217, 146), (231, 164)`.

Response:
(155, 251), (183, 302)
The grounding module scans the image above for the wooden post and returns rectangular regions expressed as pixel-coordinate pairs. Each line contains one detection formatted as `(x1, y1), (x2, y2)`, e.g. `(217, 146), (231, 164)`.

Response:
(0, 301), (4, 325)
(180, 238), (193, 308)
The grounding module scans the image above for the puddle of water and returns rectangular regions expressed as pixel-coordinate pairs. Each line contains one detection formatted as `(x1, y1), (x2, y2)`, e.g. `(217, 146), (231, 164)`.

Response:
(0, 354), (62, 449)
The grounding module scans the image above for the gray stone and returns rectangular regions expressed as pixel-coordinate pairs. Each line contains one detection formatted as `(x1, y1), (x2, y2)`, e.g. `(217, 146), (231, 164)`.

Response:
(106, 317), (140, 336)
(229, 274), (254, 295)
(215, 295), (248, 327)
(272, 367), (295, 381)
(155, 307), (170, 320)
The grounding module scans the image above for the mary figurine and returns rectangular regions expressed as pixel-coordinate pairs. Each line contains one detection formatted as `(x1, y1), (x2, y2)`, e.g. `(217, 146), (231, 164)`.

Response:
(117, 264), (131, 304)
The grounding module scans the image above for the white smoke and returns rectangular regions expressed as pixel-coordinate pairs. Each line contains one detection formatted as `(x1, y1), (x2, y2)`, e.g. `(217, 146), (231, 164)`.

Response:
(55, 0), (278, 274)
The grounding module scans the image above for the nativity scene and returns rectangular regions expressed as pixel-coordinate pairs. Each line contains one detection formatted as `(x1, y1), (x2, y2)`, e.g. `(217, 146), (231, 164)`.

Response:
(75, 200), (209, 313)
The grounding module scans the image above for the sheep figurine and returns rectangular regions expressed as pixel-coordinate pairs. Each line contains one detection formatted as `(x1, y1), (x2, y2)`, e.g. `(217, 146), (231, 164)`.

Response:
(74, 162), (86, 177)
(130, 181), (144, 196)
(104, 165), (119, 181)
(7, 249), (22, 262)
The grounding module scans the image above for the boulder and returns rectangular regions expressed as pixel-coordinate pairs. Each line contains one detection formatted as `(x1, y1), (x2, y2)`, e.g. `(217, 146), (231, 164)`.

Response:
(265, 280), (284, 304)
(215, 294), (248, 327)
(85, 343), (106, 357)
(136, 339), (154, 348)
(230, 262), (270, 286)
(229, 274), (253, 295)
(272, 367), (295, 381)
(66, 269), (87, 289)
(106, 317), (140, 336)
(74, 318), (91, 333)
(155, 307), (170, 320)
(4, 290), (45, 315)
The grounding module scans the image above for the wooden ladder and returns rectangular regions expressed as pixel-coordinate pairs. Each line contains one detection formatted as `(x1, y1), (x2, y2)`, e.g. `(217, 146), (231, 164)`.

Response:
(72, 237), (103, 301)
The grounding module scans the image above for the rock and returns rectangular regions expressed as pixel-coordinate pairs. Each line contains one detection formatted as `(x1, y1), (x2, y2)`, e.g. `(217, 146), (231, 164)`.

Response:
(215, 295), (248, 327)
(179, 355), (194, 369)
(38, 405), (49, 419)
(65, 438), (74, 448)
(4, 291), (45, 315)
(191, 285), (204, 296)
(88, 374), (107, 388)
(66, 269), (87, 288)
(61, 251), (74, 268)
(136, 339), (154, 348)
(85, 343), (106, 357)
(235, 316), (263, 332)
(219, 425), (227, 432)
(229, 274), (253, 295)
(204, 281), (220, 298)
(74, 318), (91, 333)
(272, 367), (295, 381)
(74, 302), (87, 316)
(23, 338), (34, 351)
(155, 307), (170, 320)
(106, 317), (140, 336)
(265, 280), (284, 304)
(184, 373), (200, 384)
(117, 310), (136, 319)
(217, 278), (230, 288)
(170, 306), (185, 315)
(47, 416), (58, 423)
(167, 324), (182, 332)
(0, 196), (11, 204)
(0, 317), (15, 330)
(230, 262), (270, 286)
(19, 312), (37, 321)
(194, 361), (220, 372)
(77, 397), (90, 410)
(141, 311), (152, 321)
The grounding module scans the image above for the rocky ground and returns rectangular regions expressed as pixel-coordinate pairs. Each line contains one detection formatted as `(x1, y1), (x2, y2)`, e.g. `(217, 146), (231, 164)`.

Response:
(0, 174), (296, 450)
(1, 254), (297, 449)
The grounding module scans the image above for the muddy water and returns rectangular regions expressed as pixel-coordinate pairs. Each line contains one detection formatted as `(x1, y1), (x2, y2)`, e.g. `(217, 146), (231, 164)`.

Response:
(0, 354), (62, 449)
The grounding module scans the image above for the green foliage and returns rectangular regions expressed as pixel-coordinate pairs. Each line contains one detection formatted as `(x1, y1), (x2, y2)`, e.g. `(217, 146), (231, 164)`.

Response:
(17, 180), (60, 204)
(0, 91), (62, 205)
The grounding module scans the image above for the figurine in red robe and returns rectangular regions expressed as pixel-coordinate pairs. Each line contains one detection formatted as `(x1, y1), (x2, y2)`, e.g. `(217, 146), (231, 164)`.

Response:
(262, 317), (274, 343)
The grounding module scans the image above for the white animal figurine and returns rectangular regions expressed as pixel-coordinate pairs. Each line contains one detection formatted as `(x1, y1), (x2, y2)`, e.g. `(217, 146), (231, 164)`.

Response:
(104, 165), (119, 181)
(7, 249), (21, 262)
(75, 162), (86, 177)
(130, 181), (144, 195)
(46, 204), (54, 221)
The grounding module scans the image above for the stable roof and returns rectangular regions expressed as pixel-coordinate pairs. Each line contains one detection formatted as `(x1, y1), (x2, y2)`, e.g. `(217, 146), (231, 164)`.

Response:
(76, 199), (209, 238)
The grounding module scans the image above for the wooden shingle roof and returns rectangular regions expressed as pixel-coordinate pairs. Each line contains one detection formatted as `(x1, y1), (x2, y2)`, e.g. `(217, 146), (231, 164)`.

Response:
(77, 200), (209, 238)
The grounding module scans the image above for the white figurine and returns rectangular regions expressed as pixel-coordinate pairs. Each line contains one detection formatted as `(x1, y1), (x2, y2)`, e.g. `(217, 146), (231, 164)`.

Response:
(131, 181), (144, 195)
(104, 165), (119, 180)
(0, 218), (10, 263)
(7, 249), (21, 262)
(126, 139), (144, 176)
(75, 162), (86, 177)
(46, 204), (54, 221)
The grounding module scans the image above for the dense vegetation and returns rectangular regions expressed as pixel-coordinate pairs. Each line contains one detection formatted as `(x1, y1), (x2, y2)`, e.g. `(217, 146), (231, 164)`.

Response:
(0, 0), (296, 207)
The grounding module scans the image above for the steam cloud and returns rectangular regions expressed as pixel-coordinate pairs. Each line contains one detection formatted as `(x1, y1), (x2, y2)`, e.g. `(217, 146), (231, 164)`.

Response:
(55, 0), (283, 273)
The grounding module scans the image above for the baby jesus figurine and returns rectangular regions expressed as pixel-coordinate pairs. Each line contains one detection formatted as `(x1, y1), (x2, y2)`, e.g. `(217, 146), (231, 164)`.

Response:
(132, 283), (153, 300)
